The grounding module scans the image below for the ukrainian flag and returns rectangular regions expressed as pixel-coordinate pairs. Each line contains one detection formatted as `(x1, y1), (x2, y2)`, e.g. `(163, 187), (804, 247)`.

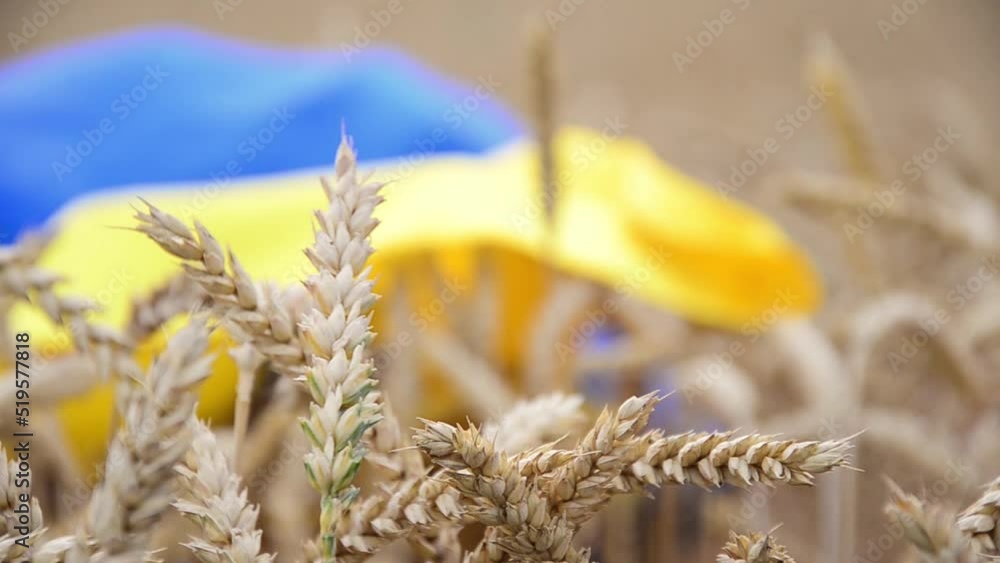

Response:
(0, 27), (821, 469)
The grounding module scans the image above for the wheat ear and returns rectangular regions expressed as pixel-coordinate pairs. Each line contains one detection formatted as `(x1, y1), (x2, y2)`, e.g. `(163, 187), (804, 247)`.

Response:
(297, 134), (384, 562)
(482, 392), (586, 454)
(334, 471), (462, 561)
(174, 418), (274, 563)
(957, 477), (1000, 557)
(716, 531), (798, 563)
(417, 420), (590, 563)
(625, 430), (855, 492)
(79, 319), (213, 558)
(135, 202), (305, 377)
(0, 238), (135, 380)
(0, 445), (44, 560)
(337, 393), (584, 561)
(884, 479), (974, 562)
(126, 274), (207, 344)
(0, 230), (51, 363)
(545, 393), (661, 523)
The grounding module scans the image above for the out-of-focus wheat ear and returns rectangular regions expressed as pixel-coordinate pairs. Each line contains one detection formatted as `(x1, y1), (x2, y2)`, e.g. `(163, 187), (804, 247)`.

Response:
(770, 170), (995, 255)
(380, 267), (421, 423)
(672, 357), (758, 427)
(365, 398), (424, 483)
(524, 276), (600, 395)
(530, 20), (557, 226)
(126, 273), (208, 344)
(481, 392), (586, 454)
(82, 318), (214, 559)
(804, 33), (885, 185)
(0, 230), (52, 364)
(716, 531), (799, 563)
(885, 479), (975, 562)
(957, 477), (1000, 557)
(843, 292), (988, 406)
(0, 445), (45, 559)
(174, 418), (275, 563)
(0, 233), (136, 381)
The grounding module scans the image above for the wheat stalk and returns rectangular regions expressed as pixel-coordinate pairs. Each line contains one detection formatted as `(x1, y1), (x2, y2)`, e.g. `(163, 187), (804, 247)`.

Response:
(419, 329), (515, 418)
(229, 343), (264, 466)
(716, 531), (798, 563)
(173, 418), (274, 563)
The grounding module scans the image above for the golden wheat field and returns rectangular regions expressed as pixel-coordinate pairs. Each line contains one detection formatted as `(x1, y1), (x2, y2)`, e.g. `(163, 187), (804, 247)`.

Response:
(0, 1), (998, 562)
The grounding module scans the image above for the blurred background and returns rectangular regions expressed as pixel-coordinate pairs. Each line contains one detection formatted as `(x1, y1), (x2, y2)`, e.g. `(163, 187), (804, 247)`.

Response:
(4, 0), (999, 183)
(3, 1), (1000, 562)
